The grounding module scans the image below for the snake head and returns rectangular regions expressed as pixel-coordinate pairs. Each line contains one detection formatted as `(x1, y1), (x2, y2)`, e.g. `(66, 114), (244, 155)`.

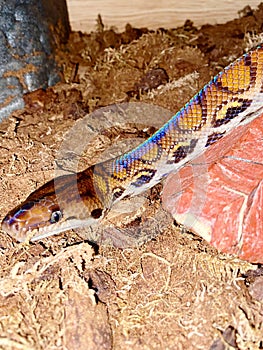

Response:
(2, 168), (106, 242)
(2, 196), (63, 242)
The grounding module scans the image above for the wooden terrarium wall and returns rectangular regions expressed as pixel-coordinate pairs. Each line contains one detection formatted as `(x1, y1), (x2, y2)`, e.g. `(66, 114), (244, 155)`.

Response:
(67, 0), (262, 32)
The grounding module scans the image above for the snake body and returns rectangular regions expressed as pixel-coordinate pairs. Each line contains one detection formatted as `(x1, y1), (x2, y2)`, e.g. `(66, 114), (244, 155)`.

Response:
(2, 45), (263, 242)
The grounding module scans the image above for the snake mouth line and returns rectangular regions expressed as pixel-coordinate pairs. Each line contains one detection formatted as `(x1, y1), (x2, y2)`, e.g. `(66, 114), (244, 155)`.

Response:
(1, 213), (101, 242)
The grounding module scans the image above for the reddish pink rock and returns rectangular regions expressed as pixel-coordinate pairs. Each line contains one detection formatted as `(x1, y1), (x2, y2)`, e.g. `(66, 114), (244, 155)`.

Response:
(162, 116), (263, 263)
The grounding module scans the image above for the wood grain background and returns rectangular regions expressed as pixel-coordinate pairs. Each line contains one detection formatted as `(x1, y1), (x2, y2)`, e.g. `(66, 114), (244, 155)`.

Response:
(67, 0), (262, 32)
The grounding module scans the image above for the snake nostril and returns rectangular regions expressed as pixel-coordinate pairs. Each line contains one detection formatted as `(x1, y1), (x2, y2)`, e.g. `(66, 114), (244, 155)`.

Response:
(2, 216), (10, 227)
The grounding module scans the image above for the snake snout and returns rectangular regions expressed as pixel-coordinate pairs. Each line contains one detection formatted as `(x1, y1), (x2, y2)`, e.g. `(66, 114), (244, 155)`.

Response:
(1, 214), (27, 242)
(1, 199), (60, 242)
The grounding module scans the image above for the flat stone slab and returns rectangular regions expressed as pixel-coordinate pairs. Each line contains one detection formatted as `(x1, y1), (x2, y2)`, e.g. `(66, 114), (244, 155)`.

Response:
(162, 116), (263, 263)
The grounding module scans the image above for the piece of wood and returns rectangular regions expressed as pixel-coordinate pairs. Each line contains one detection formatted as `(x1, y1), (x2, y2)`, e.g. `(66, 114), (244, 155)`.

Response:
(67, 0), (261, 32)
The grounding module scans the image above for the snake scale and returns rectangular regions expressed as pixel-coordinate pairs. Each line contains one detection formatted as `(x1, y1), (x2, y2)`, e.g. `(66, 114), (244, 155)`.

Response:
(2, 45), (263, 242)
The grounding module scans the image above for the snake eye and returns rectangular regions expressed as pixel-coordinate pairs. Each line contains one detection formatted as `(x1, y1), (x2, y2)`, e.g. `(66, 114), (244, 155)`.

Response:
(50, 210), (63, 224)
(91, 208), (103, 219)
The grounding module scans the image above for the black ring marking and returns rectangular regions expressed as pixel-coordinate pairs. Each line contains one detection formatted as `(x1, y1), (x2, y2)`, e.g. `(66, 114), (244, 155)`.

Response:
(205, 131), (226, 147)
(131, 168), (157, 187)
(167, 138), (198, 164)
(213, 99), (252, 128)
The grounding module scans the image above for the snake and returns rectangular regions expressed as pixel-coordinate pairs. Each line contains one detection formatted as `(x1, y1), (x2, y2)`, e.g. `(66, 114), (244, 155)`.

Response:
(2, 44), (263, 242)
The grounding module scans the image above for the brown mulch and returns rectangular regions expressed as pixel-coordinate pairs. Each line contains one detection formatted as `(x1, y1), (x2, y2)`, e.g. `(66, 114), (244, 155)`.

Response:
(0, 4), (263, 350)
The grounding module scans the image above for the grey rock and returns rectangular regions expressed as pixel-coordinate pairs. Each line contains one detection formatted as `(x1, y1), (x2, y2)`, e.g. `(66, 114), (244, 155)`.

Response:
(0, 96), (25, 122)
(0, 60), (24, 77)
(6, 22), (43, 56)
(0, 77), (23, 104)
(24, 71), (48, 92)
(0, 30), (12, 65)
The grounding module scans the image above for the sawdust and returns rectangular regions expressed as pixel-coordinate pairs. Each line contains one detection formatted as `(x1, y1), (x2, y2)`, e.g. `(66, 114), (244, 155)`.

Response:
(0, 5), (263, 349)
